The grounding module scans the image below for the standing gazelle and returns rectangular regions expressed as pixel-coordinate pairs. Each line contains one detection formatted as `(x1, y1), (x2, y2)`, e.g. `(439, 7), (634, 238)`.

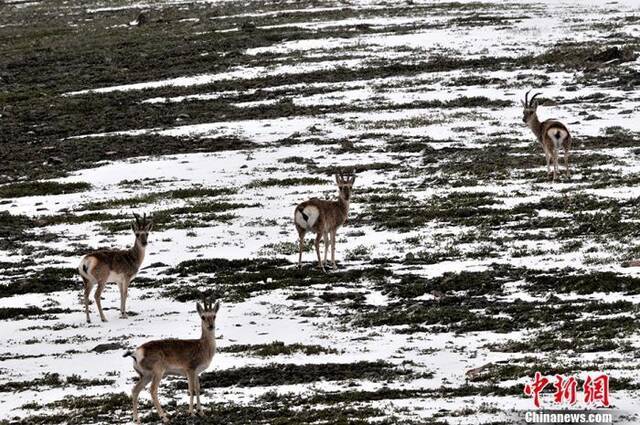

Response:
(294, 170), (356, 272)
(125, 298), (220, 424)
(522, 90), (572, 181)
(78, 213), (153, 323)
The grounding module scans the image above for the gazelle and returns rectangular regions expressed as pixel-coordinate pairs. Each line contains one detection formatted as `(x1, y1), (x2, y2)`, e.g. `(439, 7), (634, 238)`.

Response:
(294, 171), (356, 272)
(522, 90), (572, 181)
(124, 298), (220, 424)
(78, 213), (153, 323)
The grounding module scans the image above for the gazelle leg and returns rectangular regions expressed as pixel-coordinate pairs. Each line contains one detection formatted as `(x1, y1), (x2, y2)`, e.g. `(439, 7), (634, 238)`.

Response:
(186, 370), (195, 416)
(564, 148), (570, 177)
(82, 278), (94, 323)
(553, 151), (559, 182)
(131, 374), (152, 425)
(119, 279), (129, 319)
(117, 281), (123, 317)
(94, 282), (108, 322)
(545, 150), (552, 176)
(150, 371), (169, 423)
(195, 375), (204, 415)
(323, 232), (329, 265)
(315, 233), (325, 272)
(331, 230), (337, 269)
(297, 229), (305, 269)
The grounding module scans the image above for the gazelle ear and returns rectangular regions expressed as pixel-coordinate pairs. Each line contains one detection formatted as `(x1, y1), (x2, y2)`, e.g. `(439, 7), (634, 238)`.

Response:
(196, 303), (204, 316)
(335, 173), (340, 184)
(131, 223), (136, 232)
(349, 174), (356, 184)
(212, 300), (220, 314)
(146, 220), (154, 232)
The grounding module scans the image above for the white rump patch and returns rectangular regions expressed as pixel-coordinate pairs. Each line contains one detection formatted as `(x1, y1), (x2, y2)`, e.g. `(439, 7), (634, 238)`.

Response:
(547, 128), (568, 150)
(134, 347), (144, 362)
(295, 205), (320, 230)
(78, 256), (97, 283)
(132, 347), (145, 373)
(78, 257), (89, 276)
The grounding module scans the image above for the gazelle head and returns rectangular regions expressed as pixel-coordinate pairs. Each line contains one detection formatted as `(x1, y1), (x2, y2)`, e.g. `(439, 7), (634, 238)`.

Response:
(335, 170), (356, 202)
(131, 213), (153, 246)
(196, 298), (220, 331)
(522, 90), (542, 124)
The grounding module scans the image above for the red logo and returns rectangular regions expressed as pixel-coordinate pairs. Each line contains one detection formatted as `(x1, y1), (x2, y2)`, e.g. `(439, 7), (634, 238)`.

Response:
(584, 375), (610, 407)
(524, 372), (610, 408)
(524, 372), (549, 408)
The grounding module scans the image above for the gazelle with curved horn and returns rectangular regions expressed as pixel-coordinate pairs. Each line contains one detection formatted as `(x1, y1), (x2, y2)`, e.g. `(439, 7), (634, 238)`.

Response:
(124, 297), (220, 424)
(78, 213), (153, 323)
(522, 90), (572, 181)
(294, 170), (356, 272)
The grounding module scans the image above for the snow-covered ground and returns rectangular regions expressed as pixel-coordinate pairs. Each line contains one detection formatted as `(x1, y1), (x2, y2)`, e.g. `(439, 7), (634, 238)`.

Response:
(2, 0), (640, 423)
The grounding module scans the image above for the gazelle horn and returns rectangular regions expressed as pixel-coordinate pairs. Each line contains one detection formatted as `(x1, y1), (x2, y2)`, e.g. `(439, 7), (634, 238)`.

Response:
(529, 92), (542, 107)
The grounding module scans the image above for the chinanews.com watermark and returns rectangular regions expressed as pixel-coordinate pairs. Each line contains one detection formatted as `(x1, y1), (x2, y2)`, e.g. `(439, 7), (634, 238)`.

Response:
(524, 410), (613, 424)
(521, 372), (614, 424)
